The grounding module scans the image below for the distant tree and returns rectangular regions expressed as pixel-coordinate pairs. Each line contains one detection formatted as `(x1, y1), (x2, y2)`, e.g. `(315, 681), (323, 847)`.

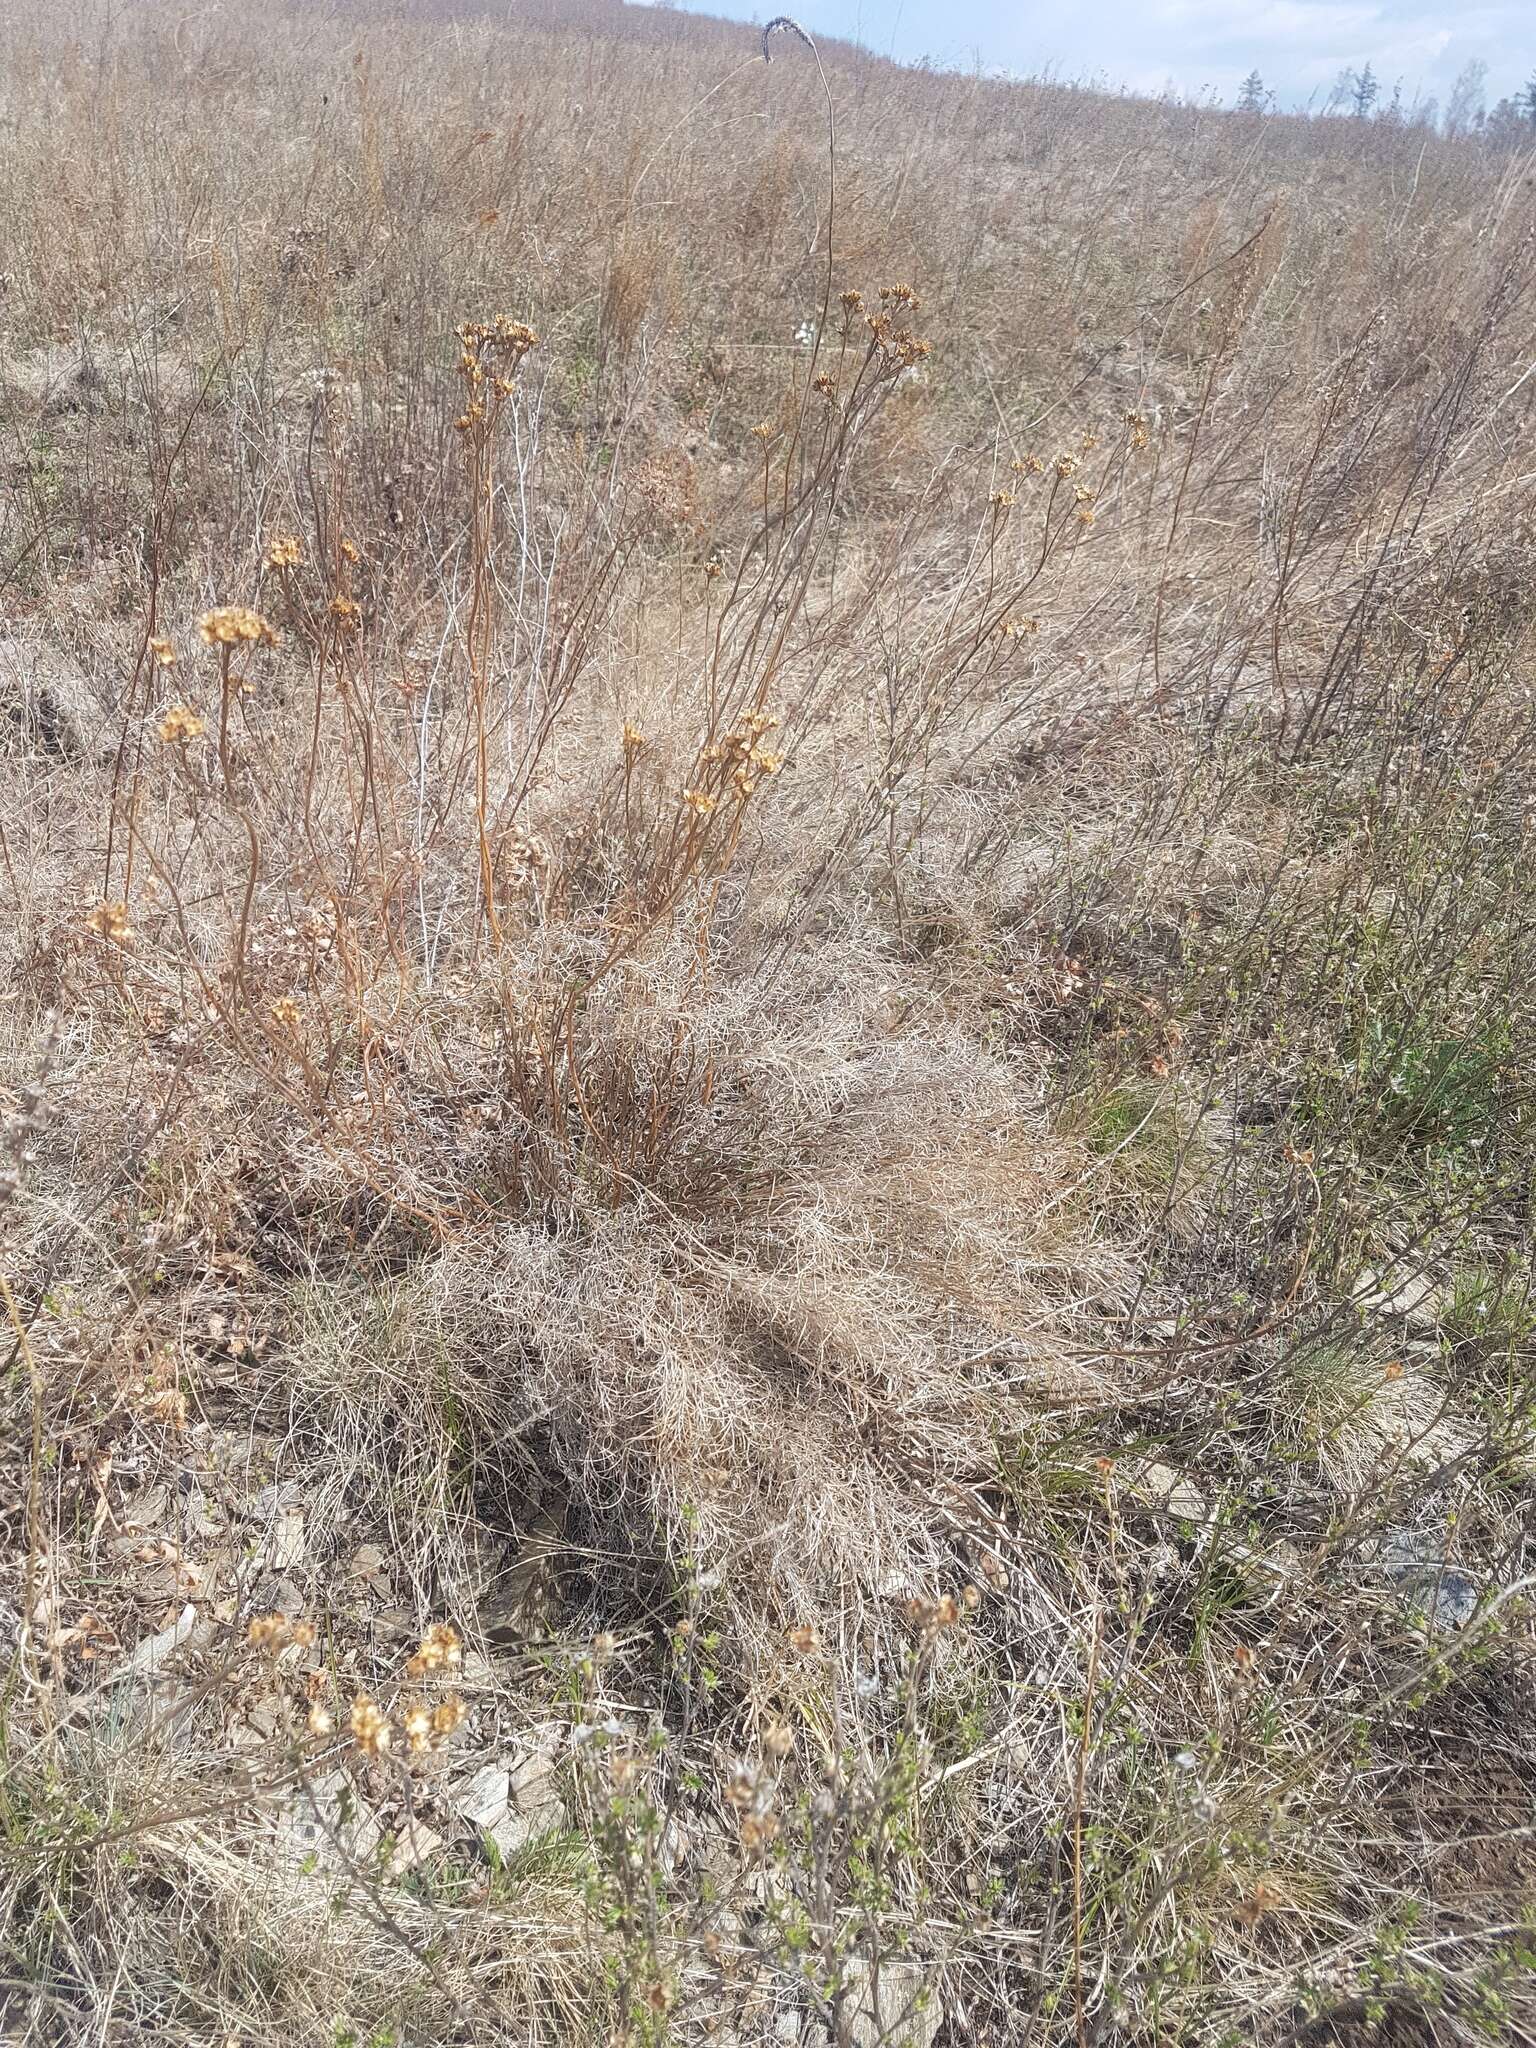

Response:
(1523, 72), (1536, 123)
(1444, 58), (1487, 136)
(1485, 96), (1527, 147)
(1326, 67), (1356, 113)
(1351, 63), (1379, 118)
(1236, 69), (1267, 113)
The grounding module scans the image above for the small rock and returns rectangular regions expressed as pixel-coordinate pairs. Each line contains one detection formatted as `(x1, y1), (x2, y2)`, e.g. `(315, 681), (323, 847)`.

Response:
(121, 1484), (170, 1531)
(454, 1761), (511, 1832)
(385, 1813), (444, 1877)
(259, 1507), (307, 1572)
(1128, 1459), (1209, 1526)
(249, 1480), (304, 1521)
(448, 1749), (563, 1860)
(840, 1958), (942, 2048)
(119, 1602), (198, 1682)
(245, 1698), (287, 1740)
(1379, 1525), (1482, 1631)
(348, 1542), (389, 1588)
(272, 1768), (382, 1873)
(267, 1574), (306, 1617)
(1356, 1265), (1443, 1328)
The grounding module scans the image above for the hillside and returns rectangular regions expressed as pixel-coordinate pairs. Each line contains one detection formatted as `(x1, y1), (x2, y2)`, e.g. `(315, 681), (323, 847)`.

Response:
(2, 3), (1535, 2044)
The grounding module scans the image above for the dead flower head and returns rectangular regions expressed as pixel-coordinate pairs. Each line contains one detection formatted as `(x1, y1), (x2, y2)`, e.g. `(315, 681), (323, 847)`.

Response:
(198, 606), (280, 651)
(432, 1693), (467, 1740)
(158, 704), (205, 744)
(264, 533), (304, 571)
(247, 1613), (316, 1652)
(85, 901), (133, 945)
(349, 1693), (392, 1757)
(405, 1620), (462, 1680)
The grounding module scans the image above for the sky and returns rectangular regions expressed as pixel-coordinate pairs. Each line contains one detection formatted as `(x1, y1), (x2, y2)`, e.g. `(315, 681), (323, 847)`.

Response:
(650, 0), (1536, 114)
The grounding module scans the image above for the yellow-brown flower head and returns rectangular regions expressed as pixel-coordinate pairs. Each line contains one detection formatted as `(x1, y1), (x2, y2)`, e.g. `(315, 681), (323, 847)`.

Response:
(85, 901), (133, 945)
(405, 1621), (462, 1681)
(157, 704), (205, 744)
(431, 1694), (467, 1740)
(198, 606), (280, 651)
(349, 1694), (391, 1757)
(148, 635), (177, 668)
(264, 533), (304, 572)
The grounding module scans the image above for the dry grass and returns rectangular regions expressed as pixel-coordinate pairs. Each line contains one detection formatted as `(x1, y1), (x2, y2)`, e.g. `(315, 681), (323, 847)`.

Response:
(2, 2), (1536, 2043)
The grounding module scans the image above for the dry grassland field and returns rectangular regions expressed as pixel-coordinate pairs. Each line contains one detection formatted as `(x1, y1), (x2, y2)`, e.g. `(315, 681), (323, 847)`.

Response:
(2, 2), (1535, 2042)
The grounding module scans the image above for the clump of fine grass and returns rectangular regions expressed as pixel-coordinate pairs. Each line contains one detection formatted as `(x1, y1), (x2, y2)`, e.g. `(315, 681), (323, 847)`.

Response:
(2, 2), (1536, 2044)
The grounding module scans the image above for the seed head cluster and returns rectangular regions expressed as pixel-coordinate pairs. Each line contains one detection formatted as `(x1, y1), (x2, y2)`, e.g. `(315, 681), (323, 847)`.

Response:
(198, 606), (280, 650)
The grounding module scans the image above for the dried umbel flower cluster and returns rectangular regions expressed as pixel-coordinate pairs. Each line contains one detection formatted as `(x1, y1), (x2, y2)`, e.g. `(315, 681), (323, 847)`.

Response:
(455, 314), (538, 429)
(264, 532), (304, 571)
(904, 1588), (978, 1644)
(346, 1687), (466, 1769)
(724, 1757), (779, 1851)
(247, 1613), (319, 1651)
(405, 1620), (462, 1680)
(837, 282), (931, 370)
(198, 606), (280, 650)
(85, 900), (133, 945)
(697, 707), (785, 800)
(401, 1693), (469, 1754)
(157, 704), (205, 744)
(242, 1612), (468, 1760)
(350, 1693), (392, 1757)
(864, 308), (932, 371)
(148, 634), (177, 668)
